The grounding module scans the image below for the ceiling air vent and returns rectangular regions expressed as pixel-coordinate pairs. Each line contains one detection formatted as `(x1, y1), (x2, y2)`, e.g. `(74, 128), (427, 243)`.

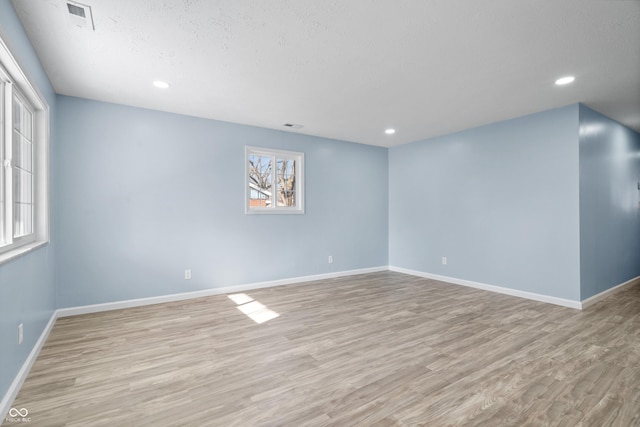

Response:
(66, 1), (95, 30)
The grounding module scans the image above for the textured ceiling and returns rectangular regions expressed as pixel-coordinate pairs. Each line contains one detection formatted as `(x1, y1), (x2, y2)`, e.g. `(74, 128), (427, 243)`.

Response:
(10, 0), (640, 147)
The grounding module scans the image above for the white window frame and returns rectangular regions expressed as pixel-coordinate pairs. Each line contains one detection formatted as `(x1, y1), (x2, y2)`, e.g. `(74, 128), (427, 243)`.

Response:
(0, 34), (50, 263)
(245, 146), (304, 214)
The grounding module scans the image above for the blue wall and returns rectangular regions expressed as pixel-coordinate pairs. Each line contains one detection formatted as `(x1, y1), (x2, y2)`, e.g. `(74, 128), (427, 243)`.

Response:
(579, 105), (640, 299)
(389, 105), (582, 301)
(0, 1), (56, 406)
(55, 96), (388, 307)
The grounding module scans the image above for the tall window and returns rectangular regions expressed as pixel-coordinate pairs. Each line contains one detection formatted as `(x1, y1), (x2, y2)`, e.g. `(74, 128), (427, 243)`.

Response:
(0, 36), (49, 260)
(11, 92), (34, 239)
(245, 147), (304, 214)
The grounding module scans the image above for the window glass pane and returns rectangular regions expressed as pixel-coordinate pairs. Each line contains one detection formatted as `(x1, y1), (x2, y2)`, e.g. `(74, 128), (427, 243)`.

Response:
(248, 154), (272, 208)
(12, 96), (21, 131)
(22, 107), (32, 141)
(13, 131), (32, 172)
(12, 96), (31, 140)
(14, 169), (32, 204)
(21, 137), (32, 173)
(13, 168), (33, 237)
(276, 159), (296, 207)
(12, 129), (19, 166)
(13, 201), (33, 237)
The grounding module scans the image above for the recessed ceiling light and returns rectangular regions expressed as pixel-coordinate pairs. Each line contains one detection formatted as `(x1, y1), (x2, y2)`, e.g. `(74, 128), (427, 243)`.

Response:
(385, 128), (396, 135)
(555, 76), (575, 86)
(153, 80), (170, 89)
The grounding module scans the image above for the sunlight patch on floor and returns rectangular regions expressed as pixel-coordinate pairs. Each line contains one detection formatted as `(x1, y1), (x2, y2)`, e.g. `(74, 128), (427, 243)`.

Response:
(227, 293), (280, 324)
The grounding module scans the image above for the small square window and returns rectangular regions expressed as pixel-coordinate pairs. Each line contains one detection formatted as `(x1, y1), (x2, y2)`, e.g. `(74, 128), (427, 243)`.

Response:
(246, 147), (304, 214)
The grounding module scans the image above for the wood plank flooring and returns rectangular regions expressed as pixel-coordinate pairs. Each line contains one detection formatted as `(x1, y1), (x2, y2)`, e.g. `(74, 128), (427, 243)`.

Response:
(4, 271), (640, 426)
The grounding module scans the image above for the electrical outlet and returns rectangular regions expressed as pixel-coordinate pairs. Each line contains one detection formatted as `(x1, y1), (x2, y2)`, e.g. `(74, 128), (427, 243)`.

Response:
(442, 257), (447, 265)
(18, 323), (23, 345)
(328, 255), (333, 264)
(184, 269), (192, 280)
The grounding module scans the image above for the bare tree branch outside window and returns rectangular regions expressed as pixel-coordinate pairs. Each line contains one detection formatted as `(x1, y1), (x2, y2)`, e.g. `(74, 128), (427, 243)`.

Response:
(249, 155), (272, 207)
(277, 159), (296, 207)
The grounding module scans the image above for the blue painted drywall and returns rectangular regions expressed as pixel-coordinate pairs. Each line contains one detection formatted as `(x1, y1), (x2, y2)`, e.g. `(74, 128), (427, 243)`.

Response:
(55, 96), (388, 307)
(579, 105), (640, 299)
(0, 1), (56, 407)
(389, 105), (581, 301)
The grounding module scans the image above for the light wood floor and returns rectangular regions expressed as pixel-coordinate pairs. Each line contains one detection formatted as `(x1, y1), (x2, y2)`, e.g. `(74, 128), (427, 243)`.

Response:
(5, 272), (640, 426)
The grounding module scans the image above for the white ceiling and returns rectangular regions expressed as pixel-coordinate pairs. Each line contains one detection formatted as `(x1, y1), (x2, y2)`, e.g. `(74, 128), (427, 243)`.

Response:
(10, 0), (640, 147)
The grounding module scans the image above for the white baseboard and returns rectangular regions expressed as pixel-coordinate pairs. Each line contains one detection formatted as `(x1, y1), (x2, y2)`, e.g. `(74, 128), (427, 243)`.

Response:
(57, 266), (389, 317)
(389, 266), (582, 309)
(580, 275), (640, 309)
(0, 310), (58, 421)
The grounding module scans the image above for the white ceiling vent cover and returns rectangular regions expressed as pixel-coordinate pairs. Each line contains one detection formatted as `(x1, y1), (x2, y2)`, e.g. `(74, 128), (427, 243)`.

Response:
(66, 1), (95, 30)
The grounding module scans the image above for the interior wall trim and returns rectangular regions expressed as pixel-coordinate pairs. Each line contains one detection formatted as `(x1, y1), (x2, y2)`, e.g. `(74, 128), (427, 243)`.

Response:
(0, 311), (58, 421)
(56, 266), (389, 318)
(389, 265), (583, 309)
(580, 275), (640, 309)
